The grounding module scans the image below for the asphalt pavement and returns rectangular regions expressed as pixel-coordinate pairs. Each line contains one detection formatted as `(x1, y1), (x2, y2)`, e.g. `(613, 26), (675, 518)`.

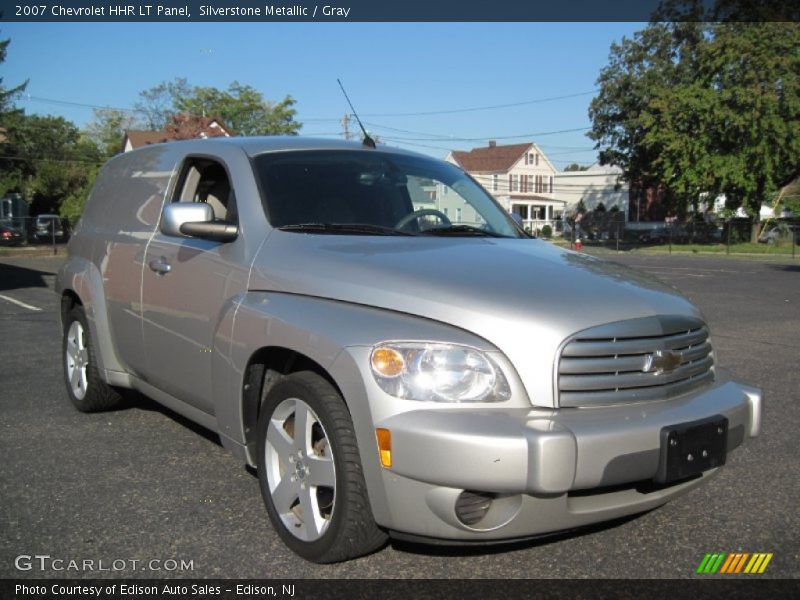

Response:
(0, 252), (797, 579)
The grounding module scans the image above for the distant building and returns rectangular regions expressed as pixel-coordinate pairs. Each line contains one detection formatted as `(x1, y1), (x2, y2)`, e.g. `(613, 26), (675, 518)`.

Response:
(446, 141), (564, 233)
(555, 163), (629, 219)
(122, 115), (233, 152)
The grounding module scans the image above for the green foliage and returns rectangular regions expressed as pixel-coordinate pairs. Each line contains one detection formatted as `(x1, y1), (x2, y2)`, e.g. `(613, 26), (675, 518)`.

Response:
(60, 165), (99, 225)
(135, 77), (191, 130)
(2, 113), (103, 212)
(540, 224), (553, 238)
(589, 5), (800, 241)
(563, 163), (590, 172)
(176, 81), (301, 136)
(136, 77), (302, 136)
(85, 108), (141, 156)
(0, 35), (28, 116)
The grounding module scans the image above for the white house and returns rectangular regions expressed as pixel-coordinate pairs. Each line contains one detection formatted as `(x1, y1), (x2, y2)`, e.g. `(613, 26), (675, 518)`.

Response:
(446, 141), (565, 233)
(554, 163), (629, 219)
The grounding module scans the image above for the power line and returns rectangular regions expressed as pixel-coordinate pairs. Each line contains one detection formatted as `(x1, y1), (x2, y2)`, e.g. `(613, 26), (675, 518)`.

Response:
(360, 90), (597, 118)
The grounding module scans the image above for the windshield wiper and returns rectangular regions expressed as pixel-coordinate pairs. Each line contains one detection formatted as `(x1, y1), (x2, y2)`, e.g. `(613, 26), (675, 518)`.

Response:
(277, 223), (413, 236)
(421, 224), (509, 238)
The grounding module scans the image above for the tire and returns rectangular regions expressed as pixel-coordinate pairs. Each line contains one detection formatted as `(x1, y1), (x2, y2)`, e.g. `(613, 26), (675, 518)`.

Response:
(62, 305), (123, 412)
(256, 371), (387, 563)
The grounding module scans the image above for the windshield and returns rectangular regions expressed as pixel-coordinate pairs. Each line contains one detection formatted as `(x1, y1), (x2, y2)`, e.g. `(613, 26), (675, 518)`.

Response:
(252, 150), (524, 238)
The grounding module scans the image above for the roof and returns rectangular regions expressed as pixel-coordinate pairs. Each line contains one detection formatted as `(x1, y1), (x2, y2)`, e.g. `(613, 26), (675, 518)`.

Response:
(121, 136), (432, 161)
(123, 116), (234, 151)
(450, 142), (532, 173)
(124, 130), (170, 149)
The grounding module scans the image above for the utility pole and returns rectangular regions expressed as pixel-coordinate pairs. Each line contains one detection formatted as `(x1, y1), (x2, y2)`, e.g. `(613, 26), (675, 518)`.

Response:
(341, 114), (351, 140)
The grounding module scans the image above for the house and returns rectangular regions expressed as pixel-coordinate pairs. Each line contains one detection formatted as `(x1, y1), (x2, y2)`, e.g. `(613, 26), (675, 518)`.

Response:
(122, 115), (233, 153)
(446, 141), (564, 233)
(555, 163), (630, 218)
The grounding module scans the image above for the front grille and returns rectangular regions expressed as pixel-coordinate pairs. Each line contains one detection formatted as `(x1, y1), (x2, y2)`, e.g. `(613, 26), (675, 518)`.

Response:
(557, 316), (714, 407)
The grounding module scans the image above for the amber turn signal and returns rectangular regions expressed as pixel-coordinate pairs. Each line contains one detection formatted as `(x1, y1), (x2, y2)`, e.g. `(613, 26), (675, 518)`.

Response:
(371, 347), (405, 378)
(375, 428), (392, 468)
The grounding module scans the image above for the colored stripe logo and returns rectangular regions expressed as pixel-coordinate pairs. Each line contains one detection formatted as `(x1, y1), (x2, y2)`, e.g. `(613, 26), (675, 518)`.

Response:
(696, 552), (773, 574)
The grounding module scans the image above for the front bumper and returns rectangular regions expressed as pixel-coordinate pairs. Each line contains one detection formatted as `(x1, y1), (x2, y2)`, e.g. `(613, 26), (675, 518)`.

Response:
(373, 369), (761, 539)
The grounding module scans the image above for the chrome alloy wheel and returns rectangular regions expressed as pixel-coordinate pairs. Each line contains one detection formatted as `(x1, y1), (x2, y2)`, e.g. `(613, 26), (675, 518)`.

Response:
(65, 320), (89, 401)
(264, 397), (336, 542)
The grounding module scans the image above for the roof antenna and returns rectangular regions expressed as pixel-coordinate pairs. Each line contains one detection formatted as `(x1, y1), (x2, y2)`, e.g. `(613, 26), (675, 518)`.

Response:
(337, 78), (376, 149)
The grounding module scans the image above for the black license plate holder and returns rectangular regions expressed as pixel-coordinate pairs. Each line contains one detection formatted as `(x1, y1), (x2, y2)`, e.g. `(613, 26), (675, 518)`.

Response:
(655, 415), (728, 484)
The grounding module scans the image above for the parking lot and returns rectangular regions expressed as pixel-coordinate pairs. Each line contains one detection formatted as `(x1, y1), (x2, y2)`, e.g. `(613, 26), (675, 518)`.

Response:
(0, 251), (797, 579)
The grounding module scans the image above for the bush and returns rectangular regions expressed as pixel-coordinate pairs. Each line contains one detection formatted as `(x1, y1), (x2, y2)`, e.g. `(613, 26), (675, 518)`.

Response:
(541, 224), (553, 239)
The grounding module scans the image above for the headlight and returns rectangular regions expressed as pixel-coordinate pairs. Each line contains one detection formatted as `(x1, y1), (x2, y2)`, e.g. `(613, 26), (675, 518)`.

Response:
(370, 342), (510, 403)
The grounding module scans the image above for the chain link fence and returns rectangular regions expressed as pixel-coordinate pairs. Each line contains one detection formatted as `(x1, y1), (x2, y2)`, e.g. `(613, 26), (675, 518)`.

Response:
(539, 217), (798, 258)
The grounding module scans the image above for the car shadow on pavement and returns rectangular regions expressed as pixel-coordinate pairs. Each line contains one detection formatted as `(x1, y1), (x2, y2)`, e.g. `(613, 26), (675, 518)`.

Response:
(0, 262), (51, 292)
(767, 263), (800, 272)
(119, 388), (224, 448)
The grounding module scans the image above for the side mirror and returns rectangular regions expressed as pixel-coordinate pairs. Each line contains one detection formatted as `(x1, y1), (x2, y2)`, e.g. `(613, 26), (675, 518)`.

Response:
(160, 203), (238, 243)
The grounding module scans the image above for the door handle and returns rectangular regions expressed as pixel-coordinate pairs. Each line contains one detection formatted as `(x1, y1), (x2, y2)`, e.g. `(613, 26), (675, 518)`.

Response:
(148, 258), (172, 275)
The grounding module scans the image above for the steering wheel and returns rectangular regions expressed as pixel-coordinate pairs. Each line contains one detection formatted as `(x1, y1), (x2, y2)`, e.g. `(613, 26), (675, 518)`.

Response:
(395, 209), (452, 231)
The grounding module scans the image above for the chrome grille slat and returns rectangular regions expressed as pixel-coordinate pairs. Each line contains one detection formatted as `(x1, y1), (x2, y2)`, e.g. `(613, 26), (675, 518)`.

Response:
(557, 317), (714, 407)
(561, 327), (709, 357)
(560, 355), (713, 391)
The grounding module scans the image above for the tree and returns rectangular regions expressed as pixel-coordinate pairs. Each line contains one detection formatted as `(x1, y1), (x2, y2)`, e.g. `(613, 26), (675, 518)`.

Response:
(0, 35), (27, 116)
(563, 163), (590, 172)
(176, 81), (301, 136)
(134, 77), (191, 129)
(589, 3), (800, 241)
(85, 108), (141, 156)
(3, 114), (102, 213)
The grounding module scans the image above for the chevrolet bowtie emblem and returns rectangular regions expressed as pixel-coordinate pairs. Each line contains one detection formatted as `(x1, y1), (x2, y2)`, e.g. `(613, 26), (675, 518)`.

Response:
(644, 349), (682, 374)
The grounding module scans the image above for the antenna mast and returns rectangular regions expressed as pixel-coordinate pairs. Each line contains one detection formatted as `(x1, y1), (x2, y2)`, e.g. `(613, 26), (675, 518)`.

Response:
(337, 79), (376, 148)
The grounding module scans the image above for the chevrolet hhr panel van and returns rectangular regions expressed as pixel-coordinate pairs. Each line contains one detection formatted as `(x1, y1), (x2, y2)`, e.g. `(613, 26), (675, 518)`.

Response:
(57, 138), (763, 563)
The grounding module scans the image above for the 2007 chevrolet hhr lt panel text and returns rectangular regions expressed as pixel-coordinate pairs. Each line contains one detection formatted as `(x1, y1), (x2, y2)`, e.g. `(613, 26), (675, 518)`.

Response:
(57, 137), (762, 563)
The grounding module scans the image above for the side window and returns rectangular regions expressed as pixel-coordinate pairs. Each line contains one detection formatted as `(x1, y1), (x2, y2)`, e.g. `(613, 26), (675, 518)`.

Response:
(173, 158), (237, 223)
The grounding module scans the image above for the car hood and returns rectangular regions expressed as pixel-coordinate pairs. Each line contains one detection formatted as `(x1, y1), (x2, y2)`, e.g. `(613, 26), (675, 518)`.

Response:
(250, 233), (700, 406)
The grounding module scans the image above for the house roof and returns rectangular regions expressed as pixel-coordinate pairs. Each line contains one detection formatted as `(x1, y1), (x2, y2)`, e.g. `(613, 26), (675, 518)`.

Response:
(450, 142), (533, 173)
(124, 130), (170, 149)
(123, 116), (234, 151)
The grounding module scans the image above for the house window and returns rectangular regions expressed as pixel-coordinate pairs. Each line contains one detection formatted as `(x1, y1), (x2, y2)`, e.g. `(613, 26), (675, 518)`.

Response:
(492, 174), (498, 192)
(510, 174), (519, 192)
(535, 153), (540, 166)
(443, 207), (449, 216)
(456, 208), (462, 222)
(549, 176), (553, 194)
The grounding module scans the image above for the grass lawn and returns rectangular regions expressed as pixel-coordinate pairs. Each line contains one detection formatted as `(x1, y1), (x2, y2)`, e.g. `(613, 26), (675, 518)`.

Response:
(544, 238), (797, 257)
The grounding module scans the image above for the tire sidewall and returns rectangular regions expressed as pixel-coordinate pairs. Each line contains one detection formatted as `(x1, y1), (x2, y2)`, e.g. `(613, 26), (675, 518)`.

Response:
(256, 374), (355, 562)
(62, 306), (98, 411)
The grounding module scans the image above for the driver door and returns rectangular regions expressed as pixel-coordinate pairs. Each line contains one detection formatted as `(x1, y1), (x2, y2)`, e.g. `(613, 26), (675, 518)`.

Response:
(141, 156), (249, 415)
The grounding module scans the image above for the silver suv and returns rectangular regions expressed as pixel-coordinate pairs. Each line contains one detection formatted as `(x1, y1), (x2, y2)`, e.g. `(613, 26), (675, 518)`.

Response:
(57, 137), (762, 563)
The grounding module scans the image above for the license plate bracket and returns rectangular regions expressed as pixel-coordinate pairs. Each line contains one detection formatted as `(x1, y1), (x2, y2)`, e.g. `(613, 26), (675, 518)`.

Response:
(655, 415), (728, 484)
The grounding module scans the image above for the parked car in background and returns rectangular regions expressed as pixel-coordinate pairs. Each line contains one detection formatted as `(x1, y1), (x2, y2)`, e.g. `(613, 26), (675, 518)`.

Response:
(758, 221), (795, 245)
(33, 214), (66, 242)
(0, 224), (25, 246)
(57, 137), (763, 563)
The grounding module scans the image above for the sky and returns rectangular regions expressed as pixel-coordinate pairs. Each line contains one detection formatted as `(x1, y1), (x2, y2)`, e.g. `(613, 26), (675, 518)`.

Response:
(1, 22), (644, 166)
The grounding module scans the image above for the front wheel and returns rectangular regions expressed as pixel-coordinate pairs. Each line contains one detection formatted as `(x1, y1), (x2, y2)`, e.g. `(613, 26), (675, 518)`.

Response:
(256, 371), (387, 562)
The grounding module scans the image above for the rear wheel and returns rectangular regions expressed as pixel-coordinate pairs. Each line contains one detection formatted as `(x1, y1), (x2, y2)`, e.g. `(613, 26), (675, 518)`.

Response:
(62, 305), (123, 412)
(256, 371), (387, 562)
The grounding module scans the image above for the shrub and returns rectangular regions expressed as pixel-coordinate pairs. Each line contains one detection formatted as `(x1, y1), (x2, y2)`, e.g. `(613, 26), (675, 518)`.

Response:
(541, 224), (553, 239)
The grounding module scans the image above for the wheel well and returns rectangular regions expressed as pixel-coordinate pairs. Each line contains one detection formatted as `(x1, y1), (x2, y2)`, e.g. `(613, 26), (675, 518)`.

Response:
(242, 347), (341, 460)
(60, 290), (82, 328)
